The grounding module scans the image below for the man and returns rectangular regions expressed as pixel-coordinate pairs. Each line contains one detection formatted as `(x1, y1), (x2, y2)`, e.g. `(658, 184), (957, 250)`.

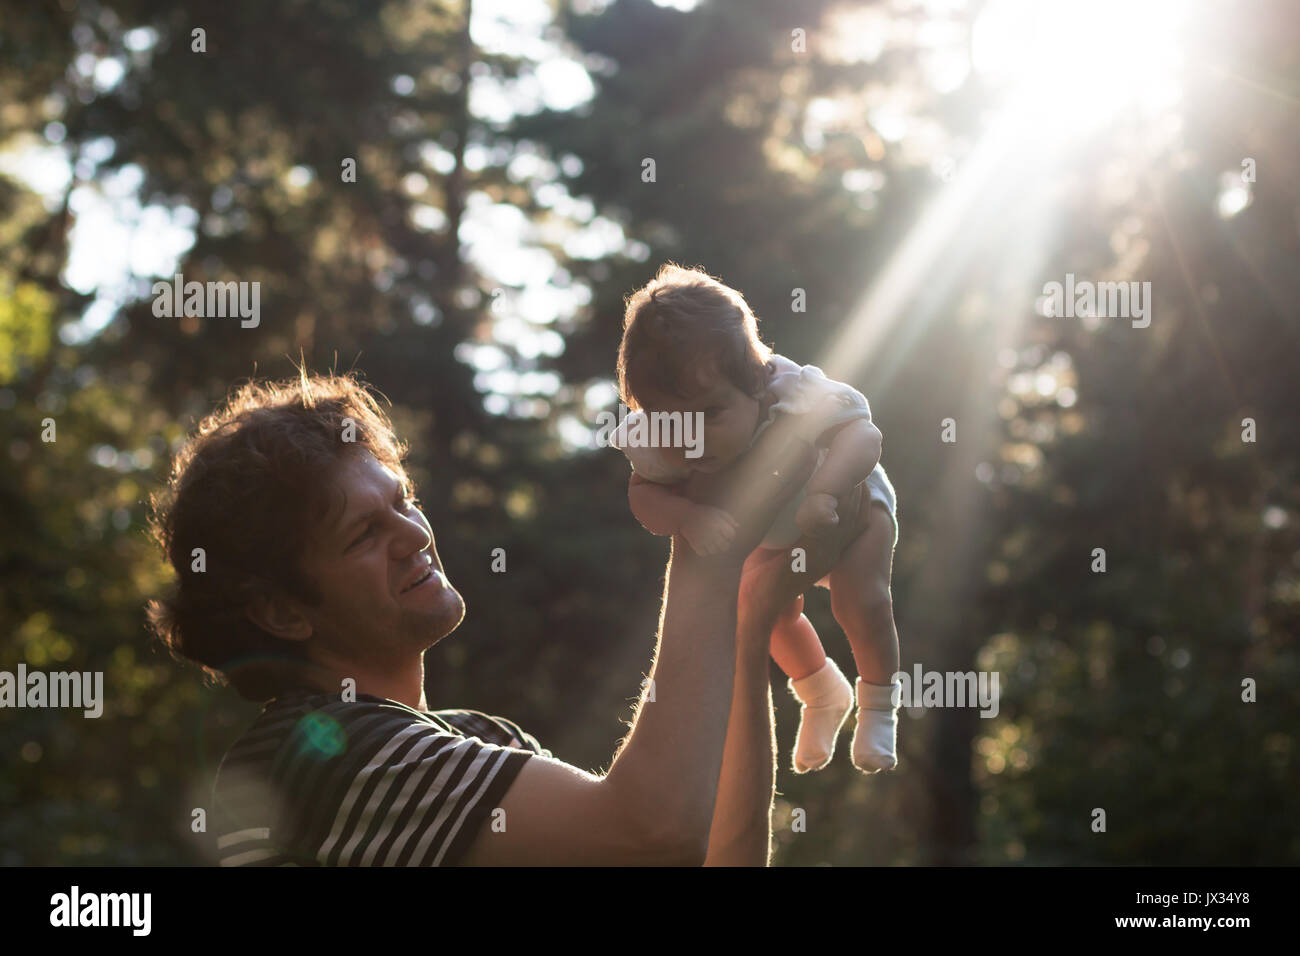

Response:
(146, 370), (871, 866)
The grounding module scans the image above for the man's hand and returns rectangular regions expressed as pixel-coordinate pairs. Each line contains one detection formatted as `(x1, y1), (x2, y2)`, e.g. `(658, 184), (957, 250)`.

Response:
(683, 414), (820, 562)
(681, 504), (739, 556)
(795, 491), (839, 537)
(737, 480), (871, 635)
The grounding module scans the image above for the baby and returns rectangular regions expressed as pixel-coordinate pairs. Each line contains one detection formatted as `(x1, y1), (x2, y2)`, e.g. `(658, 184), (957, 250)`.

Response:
(610, 264), (903, 775)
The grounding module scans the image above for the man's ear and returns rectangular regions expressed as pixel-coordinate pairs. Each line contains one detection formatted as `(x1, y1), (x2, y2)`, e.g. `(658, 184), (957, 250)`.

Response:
(245, 592), (313, 642)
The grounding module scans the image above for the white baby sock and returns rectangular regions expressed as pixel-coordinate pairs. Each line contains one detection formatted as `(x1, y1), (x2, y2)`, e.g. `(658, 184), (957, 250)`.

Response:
(787, 657), (854, 774)
(852, 678), (901, 773)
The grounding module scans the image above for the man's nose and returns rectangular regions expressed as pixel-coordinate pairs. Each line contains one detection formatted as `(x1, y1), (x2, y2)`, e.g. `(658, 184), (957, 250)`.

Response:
(396, 512), (433, 555)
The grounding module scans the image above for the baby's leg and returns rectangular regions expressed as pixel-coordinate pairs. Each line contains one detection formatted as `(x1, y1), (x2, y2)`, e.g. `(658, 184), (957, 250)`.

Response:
(746, 546), (825, 679)
(769, 593), (824, 681)
(828, 504), (901, 773)
(770, 594), (853, 774)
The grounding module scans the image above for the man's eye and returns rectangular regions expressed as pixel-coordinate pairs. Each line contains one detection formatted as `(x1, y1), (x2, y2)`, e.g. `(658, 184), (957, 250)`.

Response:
(347, 496), (417, 550)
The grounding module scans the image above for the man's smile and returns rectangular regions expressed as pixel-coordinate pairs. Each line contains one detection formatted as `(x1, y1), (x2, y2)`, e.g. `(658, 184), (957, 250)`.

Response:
(400, 567), (445, 595)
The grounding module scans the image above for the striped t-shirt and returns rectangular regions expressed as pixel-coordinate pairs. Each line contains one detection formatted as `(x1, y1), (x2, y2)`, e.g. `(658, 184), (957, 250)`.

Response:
(211, 689), (550, 866)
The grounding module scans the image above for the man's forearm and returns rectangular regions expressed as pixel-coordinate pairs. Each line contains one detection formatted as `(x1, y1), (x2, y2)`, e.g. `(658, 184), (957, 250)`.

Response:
(606, 428), (818, 861)
(604, 541), (745, 862)
(703, 625), (776, 866)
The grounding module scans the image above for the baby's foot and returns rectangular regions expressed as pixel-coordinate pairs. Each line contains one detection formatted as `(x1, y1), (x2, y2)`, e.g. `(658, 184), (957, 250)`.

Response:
(788, 658), (854, 773)
(851, 678), (901, 774)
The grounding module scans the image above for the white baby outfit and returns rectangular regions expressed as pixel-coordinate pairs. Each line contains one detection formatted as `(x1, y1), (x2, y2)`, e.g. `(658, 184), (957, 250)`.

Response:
(612, 353), (898, 551)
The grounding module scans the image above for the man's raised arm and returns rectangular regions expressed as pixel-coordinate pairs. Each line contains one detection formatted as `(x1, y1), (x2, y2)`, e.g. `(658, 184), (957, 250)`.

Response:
(703, 479), (873, 866)
(460, 420), (817, 866)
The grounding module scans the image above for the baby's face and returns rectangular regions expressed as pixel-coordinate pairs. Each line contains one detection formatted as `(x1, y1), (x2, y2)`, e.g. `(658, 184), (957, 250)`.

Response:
(641, 363), (765, 474)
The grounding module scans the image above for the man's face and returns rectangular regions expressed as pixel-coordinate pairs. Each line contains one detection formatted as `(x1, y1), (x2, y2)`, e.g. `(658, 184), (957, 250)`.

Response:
(296, 450), (464, 664)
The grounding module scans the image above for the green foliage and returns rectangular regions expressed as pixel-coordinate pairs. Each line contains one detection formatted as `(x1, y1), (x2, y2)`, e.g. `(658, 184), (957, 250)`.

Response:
(0, 281), (53, 383)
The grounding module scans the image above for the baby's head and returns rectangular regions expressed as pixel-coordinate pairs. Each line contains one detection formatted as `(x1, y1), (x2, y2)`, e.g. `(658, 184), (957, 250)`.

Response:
(617, 264), (773, 472)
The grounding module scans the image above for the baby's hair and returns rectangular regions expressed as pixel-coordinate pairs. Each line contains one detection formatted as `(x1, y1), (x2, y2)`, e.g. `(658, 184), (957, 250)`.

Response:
(617, 263), (773, 411)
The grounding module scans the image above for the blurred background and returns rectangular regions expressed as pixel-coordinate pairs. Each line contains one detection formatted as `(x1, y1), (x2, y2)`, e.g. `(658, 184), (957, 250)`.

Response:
(1, 0), (1297, 865)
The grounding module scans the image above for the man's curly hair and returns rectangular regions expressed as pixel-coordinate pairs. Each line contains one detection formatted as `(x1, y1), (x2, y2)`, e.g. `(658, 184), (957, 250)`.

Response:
(145, 370), (410, 702)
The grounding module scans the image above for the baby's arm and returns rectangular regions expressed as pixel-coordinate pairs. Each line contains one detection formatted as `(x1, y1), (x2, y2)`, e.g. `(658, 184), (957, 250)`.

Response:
(628, 471), (694, 535)
(807, 419), (882, 498)
(797, 419), (883, 534)
(628, 472), (738, 555)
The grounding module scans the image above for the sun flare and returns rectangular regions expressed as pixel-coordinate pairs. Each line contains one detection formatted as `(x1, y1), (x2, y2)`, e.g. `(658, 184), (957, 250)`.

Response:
(973, 0), (1187, 132)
